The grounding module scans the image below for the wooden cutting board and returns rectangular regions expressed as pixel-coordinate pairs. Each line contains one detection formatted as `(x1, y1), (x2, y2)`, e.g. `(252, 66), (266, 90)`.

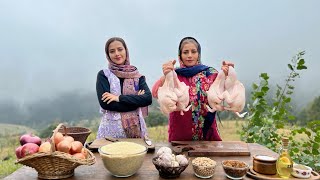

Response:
(86, 138), (155, 152)
(171, 141), (250, 156)
(247, 167), (320, 180)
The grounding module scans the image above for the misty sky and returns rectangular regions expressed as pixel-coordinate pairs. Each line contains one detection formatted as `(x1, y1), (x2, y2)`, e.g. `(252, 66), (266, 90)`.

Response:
(1, 0), (319, 106)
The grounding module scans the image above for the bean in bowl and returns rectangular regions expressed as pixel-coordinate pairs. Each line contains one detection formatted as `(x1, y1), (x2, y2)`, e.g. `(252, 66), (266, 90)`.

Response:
(221, 160), (249, 180)
(192, 157), (216, 178)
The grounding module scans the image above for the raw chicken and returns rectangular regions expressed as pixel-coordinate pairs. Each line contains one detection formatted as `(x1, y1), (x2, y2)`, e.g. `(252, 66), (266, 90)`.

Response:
(206, 70), (225, 113)
(157, 71), (178, 116)
(173, 71), (191, 115)
(222, 66), (247, 118)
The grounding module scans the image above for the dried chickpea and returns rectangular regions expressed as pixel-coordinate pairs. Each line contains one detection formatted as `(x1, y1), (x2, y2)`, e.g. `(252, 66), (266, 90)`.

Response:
(192, 157), (216, 178)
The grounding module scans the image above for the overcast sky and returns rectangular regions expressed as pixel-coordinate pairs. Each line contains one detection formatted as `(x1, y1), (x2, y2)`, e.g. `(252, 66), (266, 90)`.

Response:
(1, 0), (319, 106)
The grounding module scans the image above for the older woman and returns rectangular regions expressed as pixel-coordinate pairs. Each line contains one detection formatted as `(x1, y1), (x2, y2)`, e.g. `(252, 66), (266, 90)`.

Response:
(152, 37), (234, 141)
(96, 37), (152, 139)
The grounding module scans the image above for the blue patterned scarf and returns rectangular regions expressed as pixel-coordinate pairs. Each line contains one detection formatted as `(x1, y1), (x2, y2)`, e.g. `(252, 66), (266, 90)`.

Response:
(175, 64), (211, 77)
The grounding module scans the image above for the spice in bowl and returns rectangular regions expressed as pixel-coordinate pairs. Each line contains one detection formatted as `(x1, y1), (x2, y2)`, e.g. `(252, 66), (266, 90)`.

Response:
(192, 157), (216, 178)
(222, 160), (249, 180)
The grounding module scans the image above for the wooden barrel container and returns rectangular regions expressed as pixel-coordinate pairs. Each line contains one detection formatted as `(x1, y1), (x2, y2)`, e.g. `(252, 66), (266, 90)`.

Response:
(253, 155), (277, 175)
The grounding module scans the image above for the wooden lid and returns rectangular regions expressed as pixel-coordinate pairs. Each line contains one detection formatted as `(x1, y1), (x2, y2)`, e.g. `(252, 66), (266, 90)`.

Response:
(282, 137), (289, 146)
(253, 155), (277, 162)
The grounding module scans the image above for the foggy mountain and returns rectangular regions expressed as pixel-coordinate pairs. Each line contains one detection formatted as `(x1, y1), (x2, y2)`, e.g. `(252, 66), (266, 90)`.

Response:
(0, 1), (319, 124)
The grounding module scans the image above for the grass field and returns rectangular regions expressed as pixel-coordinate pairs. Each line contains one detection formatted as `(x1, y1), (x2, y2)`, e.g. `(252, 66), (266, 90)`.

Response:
(0, 123), (36, 179)
(147, 120), (245, 142)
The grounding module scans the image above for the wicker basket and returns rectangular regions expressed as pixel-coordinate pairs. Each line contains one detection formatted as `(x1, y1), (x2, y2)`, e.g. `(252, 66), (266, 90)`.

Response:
(16, 123), (96, 179)
(152, 157), (189, 178)
(58, 126), (91, 144)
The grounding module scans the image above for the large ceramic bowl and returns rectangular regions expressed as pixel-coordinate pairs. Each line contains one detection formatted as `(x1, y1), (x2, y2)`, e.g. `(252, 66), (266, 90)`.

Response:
(222, 160), (249, 180)
(98, 141), (147, 177)
(291, 163), (312, 179)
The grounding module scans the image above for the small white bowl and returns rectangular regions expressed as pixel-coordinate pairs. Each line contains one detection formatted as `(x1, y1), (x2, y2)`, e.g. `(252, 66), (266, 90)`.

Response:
(291, 163), (312, 179)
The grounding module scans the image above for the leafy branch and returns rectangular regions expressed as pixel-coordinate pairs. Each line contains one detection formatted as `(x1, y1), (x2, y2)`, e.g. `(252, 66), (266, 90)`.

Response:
(272, 51), (307, 128)
(241, 51), (307, 150)
(277, 51), (307, 111)
(240, 51), (320, 172)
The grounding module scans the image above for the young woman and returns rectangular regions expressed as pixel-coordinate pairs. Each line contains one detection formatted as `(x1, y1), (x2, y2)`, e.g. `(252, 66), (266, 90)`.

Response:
(96, 37), (152, 139)
(152, 37), (234, 141)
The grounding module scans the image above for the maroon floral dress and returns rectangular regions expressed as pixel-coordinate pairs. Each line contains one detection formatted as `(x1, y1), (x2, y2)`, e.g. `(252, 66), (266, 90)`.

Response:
(168, 67), (222, 141)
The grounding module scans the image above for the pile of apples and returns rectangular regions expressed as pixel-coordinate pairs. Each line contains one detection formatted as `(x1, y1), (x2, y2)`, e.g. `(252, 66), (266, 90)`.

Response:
(15, 134), (42, 159)
(15, 132), (88, 160)
(53, 132), (87, 159)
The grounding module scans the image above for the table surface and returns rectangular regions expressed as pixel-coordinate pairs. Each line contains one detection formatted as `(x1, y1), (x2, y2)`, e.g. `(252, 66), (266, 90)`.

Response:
(5, 143), (279, 180)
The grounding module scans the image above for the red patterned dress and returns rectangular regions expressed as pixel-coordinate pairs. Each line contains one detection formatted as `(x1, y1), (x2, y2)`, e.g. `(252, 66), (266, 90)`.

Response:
(153, 67), (222, 141)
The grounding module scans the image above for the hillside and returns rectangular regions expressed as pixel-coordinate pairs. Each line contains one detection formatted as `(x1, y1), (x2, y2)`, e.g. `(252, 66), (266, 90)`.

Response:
(0, 123), (36, 137)
(0, 124), (37, 179)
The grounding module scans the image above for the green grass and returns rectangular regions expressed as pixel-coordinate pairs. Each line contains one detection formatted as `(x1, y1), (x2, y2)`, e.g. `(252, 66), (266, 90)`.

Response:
(218, 120), (245, 141)
(0, 159), (21, 179)
(0, 123), (35, 136)
(0, 124), (35, 179)
(84, 120), (245, 143)
(148, 126), (169, 142)
(147, 120), (245, 142)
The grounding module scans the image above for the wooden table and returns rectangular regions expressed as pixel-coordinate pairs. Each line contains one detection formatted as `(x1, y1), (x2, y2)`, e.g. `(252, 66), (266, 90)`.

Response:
(5, 143), (278, 180)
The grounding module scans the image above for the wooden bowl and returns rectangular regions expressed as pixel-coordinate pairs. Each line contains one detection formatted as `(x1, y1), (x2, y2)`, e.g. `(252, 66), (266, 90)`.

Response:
(253, 155), (277, 175)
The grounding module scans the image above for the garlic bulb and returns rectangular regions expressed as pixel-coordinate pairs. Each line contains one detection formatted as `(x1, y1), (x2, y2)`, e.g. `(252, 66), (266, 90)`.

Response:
(158, 152), (173, 167)
(155, 147), (188, 167)
(176, 154), (188, 166)
(171, 160), (179, 167)
(171, 154), (176, 159)
(156, 147), (172, 157)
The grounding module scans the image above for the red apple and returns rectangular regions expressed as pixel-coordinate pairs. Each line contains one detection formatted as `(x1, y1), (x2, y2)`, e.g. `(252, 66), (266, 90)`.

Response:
(20, 133), (42, 146)
(15, 146), (23, 159)
(20, 143), (39, 158)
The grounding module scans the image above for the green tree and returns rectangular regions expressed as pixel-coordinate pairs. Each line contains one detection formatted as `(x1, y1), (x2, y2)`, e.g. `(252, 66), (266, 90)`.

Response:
(145, 111), (168, 127)
(240, 51), (320, 172)
(241, 51), (307, 148)
(39, 122), (60, 138)
(306, 96), (320, 122)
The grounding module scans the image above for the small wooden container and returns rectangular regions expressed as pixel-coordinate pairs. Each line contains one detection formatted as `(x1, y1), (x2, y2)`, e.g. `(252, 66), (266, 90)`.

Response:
(253, 155), (277, 175)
